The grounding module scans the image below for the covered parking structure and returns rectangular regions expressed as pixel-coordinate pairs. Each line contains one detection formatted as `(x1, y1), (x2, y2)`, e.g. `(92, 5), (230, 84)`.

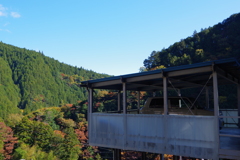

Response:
(80, 58), (240, 160)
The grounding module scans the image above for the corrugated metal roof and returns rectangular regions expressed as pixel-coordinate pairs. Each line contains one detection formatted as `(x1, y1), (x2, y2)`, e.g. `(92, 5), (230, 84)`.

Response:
(80, 58), (240, 90)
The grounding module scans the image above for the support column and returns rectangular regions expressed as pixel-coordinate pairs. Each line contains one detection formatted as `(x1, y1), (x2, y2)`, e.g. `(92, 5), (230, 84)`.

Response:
(88, 88), (93, 143)
(137, 91), (140, 113)
(213, 71), (219, 160)
(118, 90), (121, 113)
(123, 82), (127, 114)
(163, 76), (168, 154)
(122, 82), (127, 148)
(163, 76), (168, 115)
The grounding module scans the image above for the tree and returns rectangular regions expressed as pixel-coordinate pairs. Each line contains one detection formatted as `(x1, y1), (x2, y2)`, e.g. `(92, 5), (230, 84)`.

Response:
(0, 122), (18, 160)
(54, 127), (81, 160)
(14, 117), (54, 152)
(13, 143), (58, 160)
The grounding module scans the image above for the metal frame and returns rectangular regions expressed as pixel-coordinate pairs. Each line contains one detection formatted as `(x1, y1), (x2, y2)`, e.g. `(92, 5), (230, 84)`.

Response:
(81, 58), (240, 160)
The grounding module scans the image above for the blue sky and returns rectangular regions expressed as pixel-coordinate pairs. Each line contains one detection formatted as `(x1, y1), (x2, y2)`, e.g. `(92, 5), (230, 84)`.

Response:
(0, 1), (240, 76)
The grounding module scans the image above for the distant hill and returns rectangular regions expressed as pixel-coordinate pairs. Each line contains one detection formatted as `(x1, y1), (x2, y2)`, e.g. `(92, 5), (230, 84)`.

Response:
(143, 13), (240, 70)
(0, 42), (109, 119)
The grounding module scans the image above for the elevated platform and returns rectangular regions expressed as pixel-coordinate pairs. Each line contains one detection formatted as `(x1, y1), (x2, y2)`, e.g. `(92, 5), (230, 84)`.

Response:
(81, 58), (240, 160)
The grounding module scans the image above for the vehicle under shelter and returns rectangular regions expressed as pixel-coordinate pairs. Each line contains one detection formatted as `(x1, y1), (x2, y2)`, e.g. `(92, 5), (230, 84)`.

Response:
(80, 58), (240, 160)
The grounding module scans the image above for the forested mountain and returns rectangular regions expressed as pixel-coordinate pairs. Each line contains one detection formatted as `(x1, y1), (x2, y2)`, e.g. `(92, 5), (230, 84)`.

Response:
(1, 12), (240, 160)
(143, 13), (240, 70)
(0, 42), (109, 119)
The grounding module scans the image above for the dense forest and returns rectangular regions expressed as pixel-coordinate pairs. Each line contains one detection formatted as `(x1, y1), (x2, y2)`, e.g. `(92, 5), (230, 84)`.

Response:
(0, 42), (113, 159)
(0, 105), (104, 160)
(0, 42), (110, 119)
(0, 12), (240, 160)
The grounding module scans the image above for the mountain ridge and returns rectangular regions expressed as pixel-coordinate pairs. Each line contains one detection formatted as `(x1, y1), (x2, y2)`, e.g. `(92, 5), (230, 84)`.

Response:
(0, 42), (110, 118)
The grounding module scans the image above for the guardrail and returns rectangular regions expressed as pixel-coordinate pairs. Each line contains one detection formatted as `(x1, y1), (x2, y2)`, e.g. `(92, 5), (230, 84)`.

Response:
(99, 109), (140, 114)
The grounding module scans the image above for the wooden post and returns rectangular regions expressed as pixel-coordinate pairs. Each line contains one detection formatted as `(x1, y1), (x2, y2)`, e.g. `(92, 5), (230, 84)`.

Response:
(163, 76), (168, 155)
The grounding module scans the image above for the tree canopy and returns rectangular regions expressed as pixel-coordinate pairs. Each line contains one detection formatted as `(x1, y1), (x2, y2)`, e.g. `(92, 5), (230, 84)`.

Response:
(0, 42), (110, 118)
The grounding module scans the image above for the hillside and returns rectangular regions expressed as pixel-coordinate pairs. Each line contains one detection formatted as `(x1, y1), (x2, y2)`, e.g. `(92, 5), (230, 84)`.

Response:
(1, 11), (240, 160)
(0, 42), (109, 119)
(143, 13), (240, 70)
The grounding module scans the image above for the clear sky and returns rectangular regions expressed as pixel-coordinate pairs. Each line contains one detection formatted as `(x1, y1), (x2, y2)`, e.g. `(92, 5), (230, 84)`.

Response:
(0, 1), (240, 76)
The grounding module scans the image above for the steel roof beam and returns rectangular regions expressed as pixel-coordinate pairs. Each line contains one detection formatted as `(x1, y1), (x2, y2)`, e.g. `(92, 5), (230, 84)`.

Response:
(216, 67), (240, 84)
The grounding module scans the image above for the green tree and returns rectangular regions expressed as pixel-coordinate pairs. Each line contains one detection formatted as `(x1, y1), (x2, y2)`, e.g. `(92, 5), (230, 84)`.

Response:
(14, 117), (54, 152)
(54, 127), (81, 160)
(13, 142), (58, 160)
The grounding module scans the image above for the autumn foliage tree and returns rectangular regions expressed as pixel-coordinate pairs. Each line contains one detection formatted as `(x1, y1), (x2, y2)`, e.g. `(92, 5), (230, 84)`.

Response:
(0, 122), (18, 160)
